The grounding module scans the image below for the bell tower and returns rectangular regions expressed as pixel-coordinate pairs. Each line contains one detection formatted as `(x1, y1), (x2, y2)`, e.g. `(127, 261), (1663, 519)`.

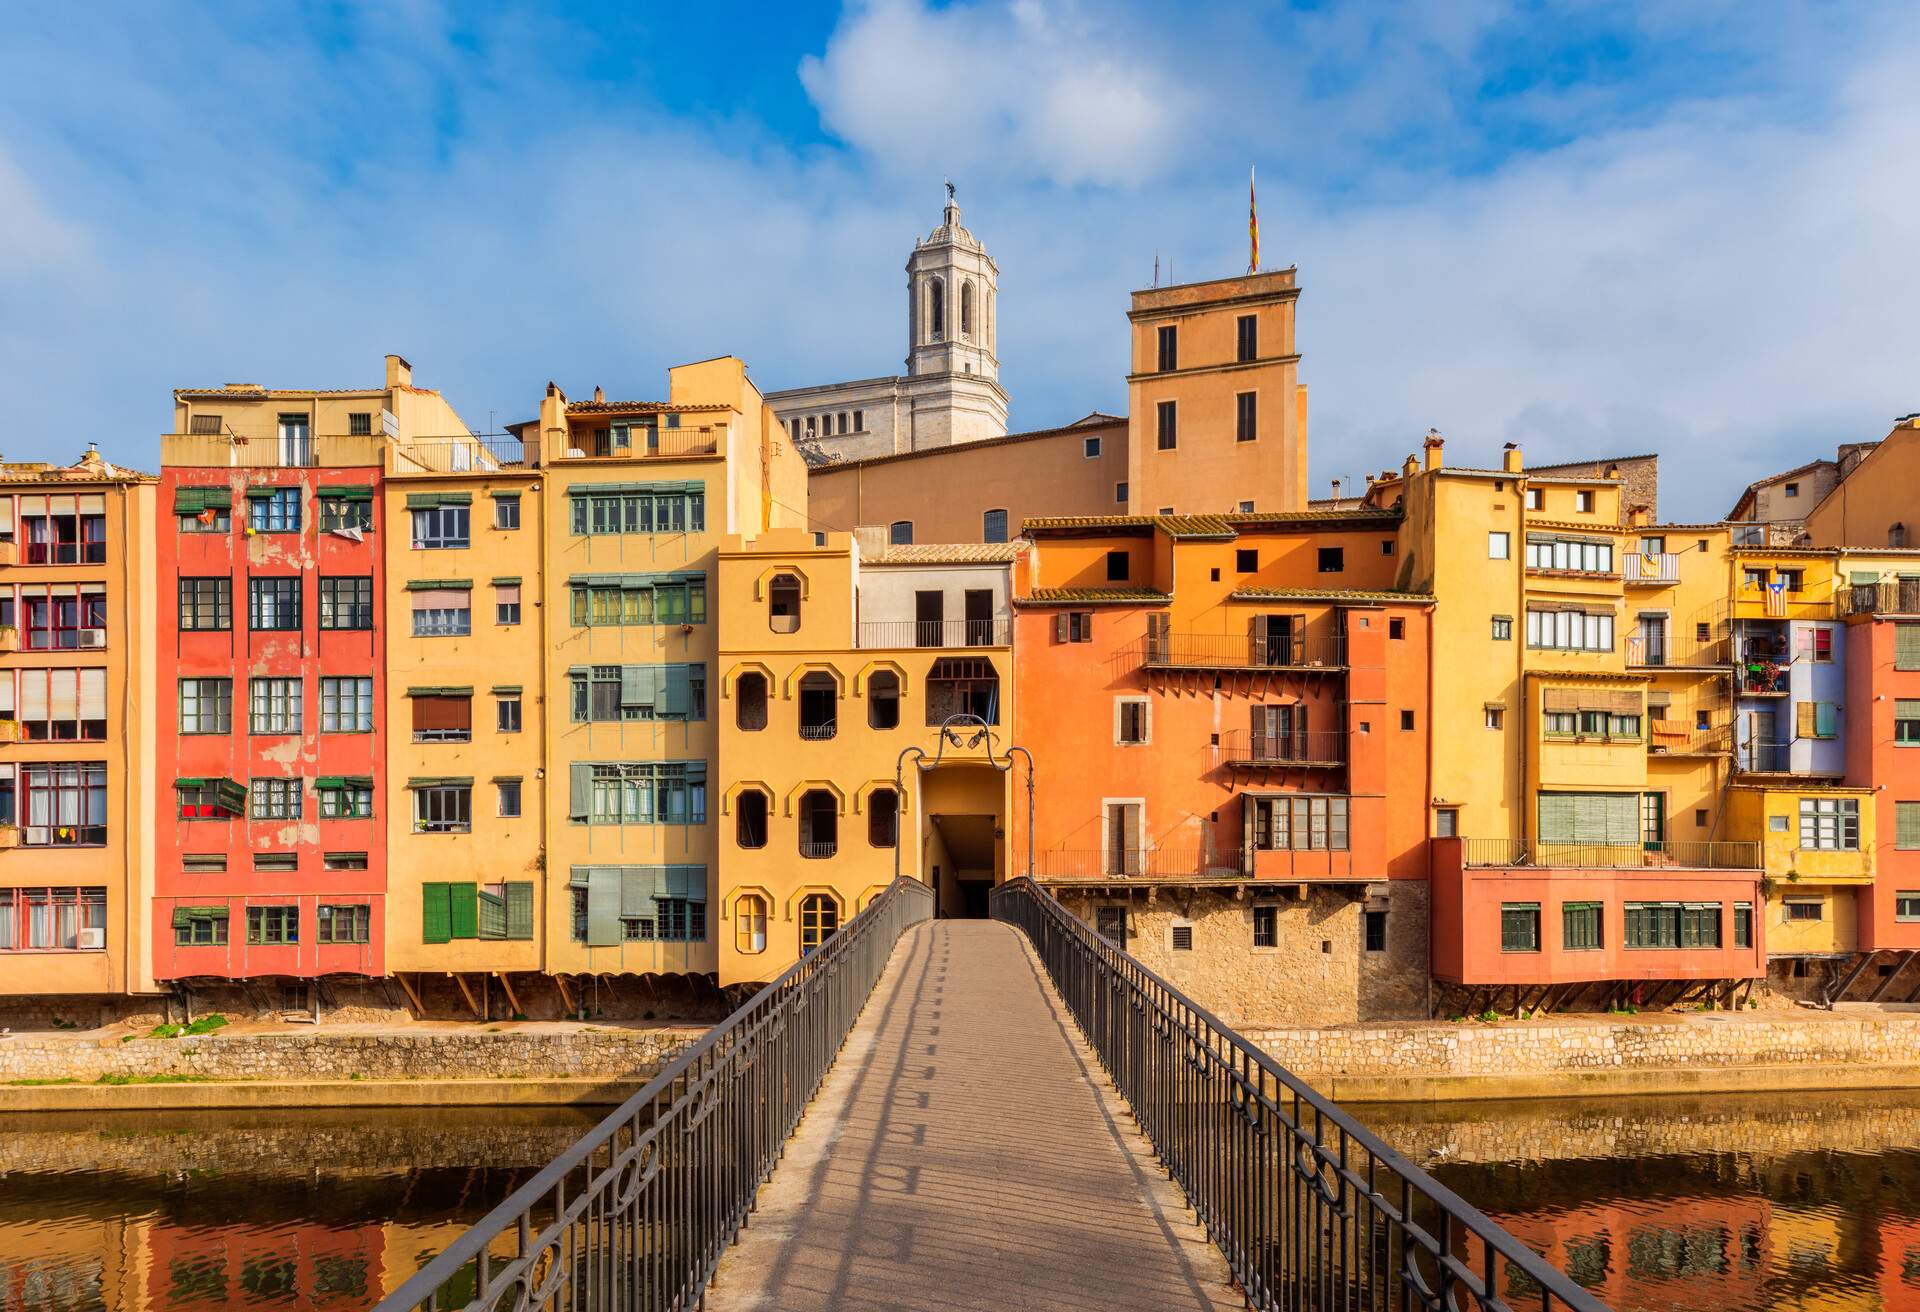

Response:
(906, 182), (998, 385)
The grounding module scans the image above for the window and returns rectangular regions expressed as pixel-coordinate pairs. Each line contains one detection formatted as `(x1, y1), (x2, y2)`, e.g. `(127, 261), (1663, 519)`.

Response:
(983, 509), (1009, 544)
(1095, 906), (1127, 949)
(1235, 392), (1257, 442)
(411, 587), (472, 636)
(497, 779), (522, 818)
(1236, 548), (1258, 573)
(1576, 490), (1595, 513)
(12, 668), (106, 741)
(343, 411), (373, 436)
(249, 577), (301, 631)
(1797, 699), (1839, 740)
(1363, 909), (1387, 952)
(316, 778), (373, 819)
(495, 582), (521, 625)
(1241, 501), (1256, 513)
(1155, 401), (1176, 450)
(1484, 706), (1504, 730)
(411, 504), (469, 549)
(1526, 609), (1615, 652)
(568, 486), (705, 537)
(1236, 313), (1257, 362)
(19, 493), (107, 564)
(1525, 536), (1614, 574)
(320, 676), (373, 733)
(926, 657), (999, 725)
(414, 784), (472, 834)
(867, 670), (900, 729)
(570, 664), (704, 722)
(319, 576), (373, 629)
(248, 487), (301, 533)
(1156, 324), (1177, 371)
(1171, 923), (1194, 951)
(1785, 899), (1824, 922)
(317, 904), (369, 944)
(0, 887), (106, 951)
(1106, 551), (1130, 582)
(412, 692), (472, 742)
(1083, 436), (1101, 458)
(573, 762), (707, 826)
(21, 583), (106, 649)
(247, 905), (299, 946)
(735, 788), (769, 849)
(736, 894), (768, 953)
(1799, 797), (1860, 850)
(318, 493), (373, 533)
(1115, 698), (1149, 745)
(1434, 808), (1458, 838)
(172, 905), (227, 947)
(797, 672), (837, 739)
(1525, 487), (1543, 510)
(494, 495), (521, 530)
(179, 678), (232, 734)
(1317, 547), (1343, 573)
(249, 777), (303, 820)
(178, 577), (232, 631)
(1400, 710), (1415, 731)
(1537, 792), (1639, 845)
(768, 574), (801, 633)
(1488, 532), (1510, 560)
(889, 521), (913, 546)
(1491, 616), (1512, 641)
(1899, 802), (1920, 850)
(1783, 481), (1799, 498)
(868, 788), (898, 848)
(1895, 700), (1920, 746)
(248, 678), (302, 735)
(737, 671), (769, 731)
(176, 777), (244, 821)
(177, 490), (232, 533)
(1809, 627), (1833, 663)
(189, 414), (223, 435)
(800, 893), (839, 952)
(1563, 902), (1603, 950)
(1389, 618), (1405, 640)
(1899, 624), (1920, 672)
(1249, 795), (1350, 851)
(1054, 611), (1092, 644)
(1734, 903), (1752, 947)
(1625, 902), (1721, 949)
(853, 410), (865, 432)
(1115, 481), (1128, 504)
(1252, 904), (1276, 947)
(1500, 903), (1540, 952)
(497, 693), (522, 733)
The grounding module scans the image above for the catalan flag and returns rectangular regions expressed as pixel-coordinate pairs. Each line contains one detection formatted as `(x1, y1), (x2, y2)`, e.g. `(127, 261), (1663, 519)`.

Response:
(1248, 167), (1259, 274)
(1764, 579), (1787, 617)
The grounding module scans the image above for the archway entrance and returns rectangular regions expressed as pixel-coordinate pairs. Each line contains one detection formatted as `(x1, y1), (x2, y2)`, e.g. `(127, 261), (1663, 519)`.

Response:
(920, 763), (1007, 918)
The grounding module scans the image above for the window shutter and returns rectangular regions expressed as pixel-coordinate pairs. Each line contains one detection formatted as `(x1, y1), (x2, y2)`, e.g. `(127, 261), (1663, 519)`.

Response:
(1815, 702), (1838, 738)
(1054, 614), (1069, 643)
(505, 882), (535, 940)
(569, 763), (593, 820)
(448, 882), (479, 939)
(1898, 802), (1920, 851)
(1537, 794), (1575, 844)
(477, 887), (507, 939)
(621, 664), (658, 708)
(587, 867), (623, 946)
(1248, 615), (1268, 664)
(1796, 701), (1817, 739)
(1289, 615), (1307, 664)
(422, 883), (452, 944)
(1123, 803), (1142, 874)
(658, 666), (692, 717)
(79, 669), (106, 723)
(1897, 624), (1920, 670)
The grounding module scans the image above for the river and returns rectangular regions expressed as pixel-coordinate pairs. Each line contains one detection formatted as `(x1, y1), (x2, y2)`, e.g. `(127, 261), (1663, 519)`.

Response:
(3, 1092), (1920, 1308)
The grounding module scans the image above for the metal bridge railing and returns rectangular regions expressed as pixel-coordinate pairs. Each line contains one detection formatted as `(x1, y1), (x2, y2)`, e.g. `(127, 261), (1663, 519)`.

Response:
(376, 875), (934, 1312)
(990, 877), (1607, 1312)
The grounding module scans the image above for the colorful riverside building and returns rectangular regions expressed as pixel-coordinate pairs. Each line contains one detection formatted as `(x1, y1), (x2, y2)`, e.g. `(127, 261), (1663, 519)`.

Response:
(1365, 439), (1765, 1013)
(1009, 507), (1434, 1025)
(713, 529), (1016, 982)
(0, 451), (159, 1012)
(155, 356), (473, 996)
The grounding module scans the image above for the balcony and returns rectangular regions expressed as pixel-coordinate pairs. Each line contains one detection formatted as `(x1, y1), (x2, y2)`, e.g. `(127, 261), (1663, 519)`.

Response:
(797, 721), (838, 742)
(1646, 723), (1730, 756)
(1136, 632), (1346, 672)
(1732, 593), (1833, 620)
(21, 824), (107, 848)
(0, 719), (16, 745)
(1629, 636), (1731, 667)
(857, 618), (1011, 649)
(1736, 739), (1793, 774)
(1731, 521), (1805, 546)
(556, 427), (722, 460)
(1622, 552), (1680, 585)
(1736, 664), (1790, 696)
(391, 435), (527, 474)
(799, 840), (839, 860)
(1222, 730), (1346, 768)
(163, 432), (388, 469)
(1458, 838), (1760, 870)
(1841, 580), (1920, 616)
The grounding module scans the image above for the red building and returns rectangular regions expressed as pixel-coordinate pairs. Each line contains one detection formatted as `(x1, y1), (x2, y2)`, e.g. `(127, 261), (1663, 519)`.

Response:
(1846, 578), (1920, 956)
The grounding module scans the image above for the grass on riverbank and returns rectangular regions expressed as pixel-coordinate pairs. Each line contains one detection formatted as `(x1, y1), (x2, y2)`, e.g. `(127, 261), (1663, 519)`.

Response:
(7, 1073), (217, 1087)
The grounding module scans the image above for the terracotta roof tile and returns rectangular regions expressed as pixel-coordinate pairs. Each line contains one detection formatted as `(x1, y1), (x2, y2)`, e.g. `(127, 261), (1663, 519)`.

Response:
(1019, 587), (1170, 606)
(869, 543), (1023, 565)
(1229, 587), (1434, 604)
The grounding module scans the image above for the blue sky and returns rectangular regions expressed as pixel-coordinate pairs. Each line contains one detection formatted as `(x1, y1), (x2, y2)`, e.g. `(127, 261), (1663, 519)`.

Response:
(2, 1), (1917, 520)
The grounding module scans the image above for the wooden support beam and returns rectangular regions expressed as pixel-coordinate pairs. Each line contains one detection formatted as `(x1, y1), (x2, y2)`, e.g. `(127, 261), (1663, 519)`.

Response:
(1867, 951), (1918, 1003)
(495, 972), (523, 1018)
(452, 972), (484, 1020)
(392, 972), (425, 1017)
(555, 973), (577, 1016)
(1825, 951), (1878, 1008)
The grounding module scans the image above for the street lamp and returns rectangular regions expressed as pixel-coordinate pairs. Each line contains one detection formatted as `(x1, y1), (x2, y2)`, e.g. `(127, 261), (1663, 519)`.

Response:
(894, 712), (1035, 897)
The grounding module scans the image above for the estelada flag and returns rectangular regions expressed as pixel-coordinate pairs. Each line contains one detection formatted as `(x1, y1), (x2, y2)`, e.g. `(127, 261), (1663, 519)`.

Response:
(1248, 167), (1259, 274)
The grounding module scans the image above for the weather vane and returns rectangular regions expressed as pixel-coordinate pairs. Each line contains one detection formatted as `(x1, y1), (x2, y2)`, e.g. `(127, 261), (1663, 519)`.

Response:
(945, 178), (955, 202)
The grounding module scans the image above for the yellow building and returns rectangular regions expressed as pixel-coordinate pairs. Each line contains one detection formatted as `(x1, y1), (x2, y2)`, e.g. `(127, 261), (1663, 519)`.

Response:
(713, 529), (1015, 984)
(0, 450), (159, 1009)
(1727, 782), (1876, 955)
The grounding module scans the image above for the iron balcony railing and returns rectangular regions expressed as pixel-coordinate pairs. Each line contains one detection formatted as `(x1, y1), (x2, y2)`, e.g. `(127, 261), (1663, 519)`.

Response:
(557, 426), (723, 460)
(797, 721), (838, 741)
(856, 618), (1011, 649)
(1457, 837), (1761, 870)
(799, 839), (839, 859)
(1736, 663), (1790, 694)
(1737, 739), (1793, 773)
(1138, 631), (1348, 671)
(1646, 722), (1731, 755)
(1842, 580), (1920, 616)
(162, 432), (389, 468)
(377, 875), (933, 1312)
(1224, 730), (1347, 767)
(1037, 848), (1242, 880)
(1621, 552), (1680, 585)
(989, 878), (1607, 1312)
(392, 434), (528, 473)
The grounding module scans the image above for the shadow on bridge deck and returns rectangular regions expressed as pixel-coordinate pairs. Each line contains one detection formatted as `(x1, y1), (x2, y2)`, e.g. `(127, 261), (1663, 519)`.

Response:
(704, 920), (1238, 1311)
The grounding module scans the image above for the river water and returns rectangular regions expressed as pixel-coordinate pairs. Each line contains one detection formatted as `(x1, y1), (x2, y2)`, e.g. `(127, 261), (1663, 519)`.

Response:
(2, 1092), (1919, 1309)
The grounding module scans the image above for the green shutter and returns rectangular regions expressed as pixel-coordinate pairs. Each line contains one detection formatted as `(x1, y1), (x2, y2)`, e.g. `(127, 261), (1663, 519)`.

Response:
(315, 485), (373, 500)
(448, 882), (479, 939)
(622, 868), (656, 916)
(477, 887), (507, 940)
(569, 763), (593, 820)
(1815, 701), (1839, 738)
(491, 576), (521, 586)
(422, 883), (452, 944)
(1898, 624), (1920, 670)
(505, 882), (535, 940)
(406, 492), (474, 508)
(587, 868), (623, 946)
(244, 486), (278, 500)
(405, 578), (473, 591)
(620, 665), (658, 708)
(659, 665), (692, 718)
(488, 490), (520, 500)
(1898, 802), (1920, 851)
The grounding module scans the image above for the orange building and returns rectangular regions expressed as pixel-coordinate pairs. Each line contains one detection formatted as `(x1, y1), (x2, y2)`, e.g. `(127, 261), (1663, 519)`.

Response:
(1010, 508), (1432, 1026)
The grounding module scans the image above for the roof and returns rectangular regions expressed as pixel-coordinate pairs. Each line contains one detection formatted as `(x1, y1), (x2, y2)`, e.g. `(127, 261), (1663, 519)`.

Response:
(1526, 518), (1629, 534)
(174, 386), (391, 399)
(1527, 453), (1657, 472)
(1725, 457), (1837, 520)
(867, 543), (1023, 565)
(805, 413), (1126, 474)
(1229, 587), (1435, 604)
(1522, 669), (1651, 683)
(1023, 508), (1401, 538)
(0, 450), (156, 484)
(1018, 588), (1171, 606)
(563, 401), (733, 416)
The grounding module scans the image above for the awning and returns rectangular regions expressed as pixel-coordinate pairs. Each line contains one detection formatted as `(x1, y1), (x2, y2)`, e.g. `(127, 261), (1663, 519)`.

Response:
(316, 485), (374, 501)
(173, 488), (233, 513)
(406, 492), (473, 508)
(490, 684), (522, 694)
(488, 489), (521, 499)
(407, 776), (474, 788)
(407, 685), (474, 697)
(405, 578), (472, 591)
(243, 486), (284, 499)
(171, 905), (229, 928)
(491, 576), (521, 586)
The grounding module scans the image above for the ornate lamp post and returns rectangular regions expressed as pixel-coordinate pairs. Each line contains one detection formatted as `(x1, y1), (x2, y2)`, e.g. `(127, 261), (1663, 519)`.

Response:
(894, 713), (1035, 896)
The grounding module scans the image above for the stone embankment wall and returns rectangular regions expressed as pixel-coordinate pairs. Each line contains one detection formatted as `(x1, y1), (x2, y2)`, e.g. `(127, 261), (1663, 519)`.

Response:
(0, 1027), (701, 1084)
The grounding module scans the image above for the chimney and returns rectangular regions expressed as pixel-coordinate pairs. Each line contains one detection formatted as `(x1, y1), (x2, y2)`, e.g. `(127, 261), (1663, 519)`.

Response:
(1605, 463), (1621, 481)
(1502, 442), (1523, 473)
(1422, 430), (1444, 471)
(1402, 454), (1420, 479)
(385, 354), (413, 389)
(1330, 477), (1343, 499)
(593, 386), (605, 403)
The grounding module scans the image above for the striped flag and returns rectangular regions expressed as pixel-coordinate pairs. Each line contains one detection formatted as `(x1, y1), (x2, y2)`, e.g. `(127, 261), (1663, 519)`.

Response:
(1764, 580), (1787, 617)
(1248, 167), (1259, 274)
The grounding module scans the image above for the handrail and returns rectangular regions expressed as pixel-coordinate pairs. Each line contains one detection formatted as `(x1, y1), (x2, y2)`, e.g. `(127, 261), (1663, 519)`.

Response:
(375, 875), (934, 1312)
(990, 877), (1608, 1312)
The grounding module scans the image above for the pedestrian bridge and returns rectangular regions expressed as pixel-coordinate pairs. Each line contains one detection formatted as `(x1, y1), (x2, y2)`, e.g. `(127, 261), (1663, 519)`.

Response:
(380, 880), (1604, 1312)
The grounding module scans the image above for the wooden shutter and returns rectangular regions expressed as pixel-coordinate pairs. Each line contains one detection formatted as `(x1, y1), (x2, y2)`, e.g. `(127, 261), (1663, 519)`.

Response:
(1123, 803), (1141, 874)
(422, 883), (452, 944)
(412, 695), (471, 733)
(1796, 701), (1817, 739)
(1054, 614), (1069, 643)
(1248, 615), (1268, 664)
(1815, 702), (1838, 738)
(505, 882), (535, 939)
(448, 882), (479, 940)
(1288, 615), (1307, 664)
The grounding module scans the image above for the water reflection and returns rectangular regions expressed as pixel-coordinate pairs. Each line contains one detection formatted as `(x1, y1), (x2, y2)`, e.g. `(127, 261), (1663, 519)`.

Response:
(0, 1105), (602, 1310)
(1365, 1089), (1920, 1312)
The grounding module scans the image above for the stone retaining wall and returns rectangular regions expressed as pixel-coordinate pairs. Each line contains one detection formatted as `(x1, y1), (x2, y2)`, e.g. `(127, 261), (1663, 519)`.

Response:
(0, 1027), (701, 1084)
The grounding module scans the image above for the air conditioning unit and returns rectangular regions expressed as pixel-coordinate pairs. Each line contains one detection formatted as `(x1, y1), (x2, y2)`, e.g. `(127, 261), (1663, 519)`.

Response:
(76, 629), (106, 648)
(77, 927), (105, 950)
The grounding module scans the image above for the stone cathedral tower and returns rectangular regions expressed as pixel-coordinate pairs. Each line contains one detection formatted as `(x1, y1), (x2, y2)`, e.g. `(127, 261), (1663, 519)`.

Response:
(766, 187), (1011, 464)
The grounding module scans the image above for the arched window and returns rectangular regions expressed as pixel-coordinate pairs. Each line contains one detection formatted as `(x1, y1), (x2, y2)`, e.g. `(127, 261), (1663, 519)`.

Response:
(736, 672), (768, 731)
(735, 894), (768, 953)
(982, 509), (1009, 544)
(961, 281), (974, 338)
(890, 521), (913, 546)
(929, 278), (945, 341)
(799, 790), (838, 858)
(769, 574), (801, 634)
(797, 672), (838, 739)
(800, 892), (840, 952)
(868, 670), (900, 729)
(735, 789), (769, 849)
(869, 788), (899, 849)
